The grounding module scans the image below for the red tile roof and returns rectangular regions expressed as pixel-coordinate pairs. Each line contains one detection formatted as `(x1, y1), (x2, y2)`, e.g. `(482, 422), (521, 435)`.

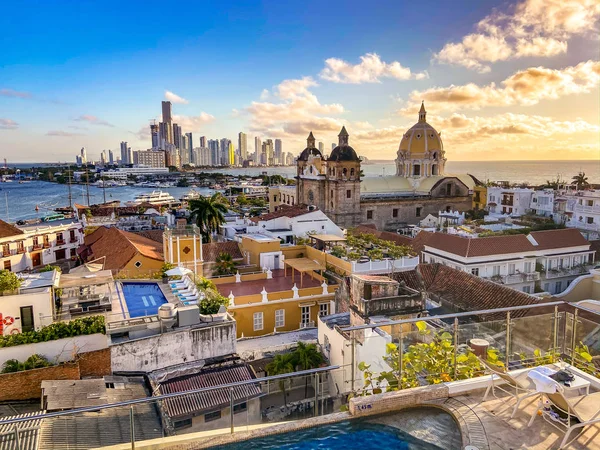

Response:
(393, 264), (537, 319)
(0, 219), (25, 239)
(529, 228), (589, 250)
(250, 204), (312, 223)
(83, 226), (163, 271)
(202, 242), (244, 262)
(159, 363), (261, 419)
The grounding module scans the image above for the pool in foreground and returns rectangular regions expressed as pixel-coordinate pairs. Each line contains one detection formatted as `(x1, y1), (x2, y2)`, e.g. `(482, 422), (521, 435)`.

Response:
(121, 282), (168, 317)
(216, 418), (449, 450)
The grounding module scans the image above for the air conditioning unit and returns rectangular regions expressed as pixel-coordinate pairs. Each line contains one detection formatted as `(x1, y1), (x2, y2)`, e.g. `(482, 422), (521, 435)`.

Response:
(177, 305), (200, 327)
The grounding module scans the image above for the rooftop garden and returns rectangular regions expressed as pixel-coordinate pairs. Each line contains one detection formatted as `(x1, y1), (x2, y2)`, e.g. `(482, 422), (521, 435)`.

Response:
(329, 232), (416, 262)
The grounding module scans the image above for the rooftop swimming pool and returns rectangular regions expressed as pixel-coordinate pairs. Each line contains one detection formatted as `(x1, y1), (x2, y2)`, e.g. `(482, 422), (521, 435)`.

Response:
(217, 418), (450, 450)
(121, 282), (168, 317)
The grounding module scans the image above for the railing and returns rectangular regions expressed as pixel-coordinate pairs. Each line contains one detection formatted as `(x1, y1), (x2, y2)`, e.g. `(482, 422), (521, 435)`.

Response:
(32, 244), (42, 250)
(573, 204), (600, 214)
(544, 265), (592, 279)
(350, 256), (419, 274)
(486, 272), (541, 284)
(300, 321), (316, 329)
(56, 240), (65, 246)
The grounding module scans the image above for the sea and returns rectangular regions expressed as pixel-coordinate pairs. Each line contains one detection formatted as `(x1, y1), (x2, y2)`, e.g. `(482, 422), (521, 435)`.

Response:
(3, 160), (598, 222)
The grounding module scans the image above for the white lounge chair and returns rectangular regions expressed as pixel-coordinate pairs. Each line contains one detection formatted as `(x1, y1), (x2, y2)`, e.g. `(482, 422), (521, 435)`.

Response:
(170, 277), (191, 289)
(479, 357), (539, 418)
(529, 378), (600, 449)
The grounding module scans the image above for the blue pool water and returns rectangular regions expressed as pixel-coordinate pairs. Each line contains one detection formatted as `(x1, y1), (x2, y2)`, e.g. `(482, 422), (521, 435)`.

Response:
(216, 420), (445, 450)
(121, 282), (168, 317)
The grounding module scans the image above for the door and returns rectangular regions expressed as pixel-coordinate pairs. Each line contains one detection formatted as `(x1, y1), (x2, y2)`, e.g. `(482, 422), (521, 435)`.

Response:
(20, 306), (34, 333)
(32, 252), (41, 267)
(55, 249), (66, 260)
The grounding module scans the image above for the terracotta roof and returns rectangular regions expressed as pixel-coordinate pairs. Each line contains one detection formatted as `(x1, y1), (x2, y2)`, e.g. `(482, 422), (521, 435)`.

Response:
(422, 228), (590, 258)
(393, 264), (537, 319)
(83, 226), (163, 271)
(135, 230), (164, 243)
(250, 204), (311, 223)
(0, 219), (25, 238)
(159, 363), (261, 419)
(202, 241), (243, 262)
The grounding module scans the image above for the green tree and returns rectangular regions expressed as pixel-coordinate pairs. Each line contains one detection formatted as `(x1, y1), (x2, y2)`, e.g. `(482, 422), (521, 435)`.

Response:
(213, 252), (237, 276)
(293, 342), (324, 397)
(266, 353), (295, 409)
(571, 172), (590, 190)
(236, 193), (249, 206)
(0, 270), (21, 292)
(189, 193), (229, 242)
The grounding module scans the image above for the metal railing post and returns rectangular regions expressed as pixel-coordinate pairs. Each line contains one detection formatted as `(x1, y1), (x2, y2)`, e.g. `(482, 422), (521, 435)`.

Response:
(129, 406), (135, 450)
(571, 309), (578, 365)
(398, 327), (403, 389)
(314, 373), (318, 417)
(553, 305), (559, 362)
(453, 318), (459, 381)
(350, 333), (356, 392)
(505, 311), (511, 367)
(13, 425), (20, 450)
(229, 387), (234, 434)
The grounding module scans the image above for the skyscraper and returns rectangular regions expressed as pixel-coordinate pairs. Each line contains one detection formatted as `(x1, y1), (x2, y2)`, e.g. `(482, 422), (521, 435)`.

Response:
(173, 123), (183, 150)
(220, 138), (231, 166)
(238, 132), (247, 162)
(161, 101), (173, 123)
(185, 132), (193, 164)
(120, 142), (128, 164)
(127, 147), (134, 166)
(318, 142), (324, 152)
(161, 101), (173, 144)
(254, 136), (261, 165)
(262, 139), (273, 166)
(150, 124), (159, 149)
(274, 139), (282, 165)
(108, 149), (114, 165)
(228, 142), (235, 166)
(208, 139), (219, 166)
(100, 150), (107, 165)
(80, 147), (87, 164)
(180, 135), (189, 164)
(200, 136), (207, 148)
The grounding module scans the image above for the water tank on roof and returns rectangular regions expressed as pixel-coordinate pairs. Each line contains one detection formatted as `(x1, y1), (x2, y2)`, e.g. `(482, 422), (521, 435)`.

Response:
(158, 303), (177, 329)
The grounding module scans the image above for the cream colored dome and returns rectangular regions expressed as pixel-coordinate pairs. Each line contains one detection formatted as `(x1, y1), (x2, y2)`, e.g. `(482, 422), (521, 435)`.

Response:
(398, 104), (443, 157)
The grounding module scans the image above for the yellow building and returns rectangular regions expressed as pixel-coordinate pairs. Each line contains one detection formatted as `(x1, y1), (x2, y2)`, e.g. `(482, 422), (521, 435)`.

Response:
(473, 185), (487, 210)
(163, 223), (204, 274)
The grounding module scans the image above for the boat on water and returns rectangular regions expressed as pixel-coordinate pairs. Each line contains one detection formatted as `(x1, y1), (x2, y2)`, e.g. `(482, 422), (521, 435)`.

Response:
(180, 189), (202, 202)
(128, 190), (176, 206)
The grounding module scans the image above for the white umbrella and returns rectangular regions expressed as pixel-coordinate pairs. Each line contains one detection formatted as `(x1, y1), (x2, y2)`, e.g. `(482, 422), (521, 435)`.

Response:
(165, 266), (193, 277)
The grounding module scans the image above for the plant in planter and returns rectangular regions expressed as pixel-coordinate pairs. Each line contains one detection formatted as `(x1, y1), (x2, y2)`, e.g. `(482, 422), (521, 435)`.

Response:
(330, 246), (347, 259)
(347, 251), (361, 262)
(367, 248), (383, 261)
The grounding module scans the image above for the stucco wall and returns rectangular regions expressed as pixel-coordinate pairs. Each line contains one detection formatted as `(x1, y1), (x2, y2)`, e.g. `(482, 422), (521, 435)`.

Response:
(0, 289), (54, 335)
(0, 333), (108, 368)
(110, 321), (236, 372)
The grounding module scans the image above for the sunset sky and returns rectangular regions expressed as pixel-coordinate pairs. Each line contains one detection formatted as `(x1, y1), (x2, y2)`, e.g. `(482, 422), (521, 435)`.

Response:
(1, 0), (599, 162)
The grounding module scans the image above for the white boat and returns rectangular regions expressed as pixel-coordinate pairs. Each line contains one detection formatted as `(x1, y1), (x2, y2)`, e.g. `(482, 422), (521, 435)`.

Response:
(180, 189), (202, 202)
(130, 190), (176, 206)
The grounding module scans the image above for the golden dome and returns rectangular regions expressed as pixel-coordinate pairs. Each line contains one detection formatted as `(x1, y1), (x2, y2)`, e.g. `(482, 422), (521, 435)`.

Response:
(398, 102), (443, 157)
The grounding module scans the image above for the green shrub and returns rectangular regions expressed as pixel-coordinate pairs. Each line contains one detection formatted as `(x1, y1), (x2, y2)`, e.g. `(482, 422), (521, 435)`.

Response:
(40, 265), (61, 273)
(0, 270), (21, 292)
(0, 316), (105, 348)
(2, 354), (53, 373)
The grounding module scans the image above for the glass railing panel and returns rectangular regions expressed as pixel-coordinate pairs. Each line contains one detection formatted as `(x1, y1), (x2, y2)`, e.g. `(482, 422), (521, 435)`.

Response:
(571, 312), (600, 378)
(508, 312), (558, 368)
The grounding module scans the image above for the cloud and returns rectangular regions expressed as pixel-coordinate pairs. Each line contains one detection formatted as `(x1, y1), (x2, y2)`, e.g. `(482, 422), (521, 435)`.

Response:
(46, 130), (84, 137)
(0, 89), (32, 99)
(172, 112), (215, 130)
(399, 60), (600, 115)
(320, 53), (428, 83)
(243, 76), (346, 140)
(74, 114), (114, 127)
(165, 90), (189, 104)
(0, 119), (18, 130)
(434, 0), (600, 72)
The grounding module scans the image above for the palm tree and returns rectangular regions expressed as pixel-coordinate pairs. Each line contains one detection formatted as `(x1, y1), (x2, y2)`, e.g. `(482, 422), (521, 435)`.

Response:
(213, 252), (237, 276)
(293, 342), (324, 398)
(571, 172), (590, 190)
(189, 193), (228, 242)
(266, 353), (295, 409)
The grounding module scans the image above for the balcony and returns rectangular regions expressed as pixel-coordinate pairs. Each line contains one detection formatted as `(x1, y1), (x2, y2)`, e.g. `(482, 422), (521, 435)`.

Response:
(299, 321), (315, 329)
(485, 272), (541, 285)
(16, 248), (25, 255)
(70, 237), (79, 243)
(573, 204), (600, 214)
(544, 265), (592, 279)
(32, 244), (42, 250)
(500, 198), (514, 206)
(56, 240), (66, 246)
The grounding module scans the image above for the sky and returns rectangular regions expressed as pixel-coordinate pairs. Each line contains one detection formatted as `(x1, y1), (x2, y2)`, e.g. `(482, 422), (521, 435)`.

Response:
(1, 0), (599, 163)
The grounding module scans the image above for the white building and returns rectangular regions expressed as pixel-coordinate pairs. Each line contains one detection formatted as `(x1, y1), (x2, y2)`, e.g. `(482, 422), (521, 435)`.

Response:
(530, 189), (555, 217)
(221, 206), (344, 244)
(100, 166), (170, 179)
(558, 189), (600, 235)
(487, 187), (534, 217)
(421, 228), (595, 295)
(0, 219), (84, 272)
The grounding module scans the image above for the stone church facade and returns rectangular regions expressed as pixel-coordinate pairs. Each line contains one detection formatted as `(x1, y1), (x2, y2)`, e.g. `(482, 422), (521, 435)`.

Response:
(295, 104), (477, 230)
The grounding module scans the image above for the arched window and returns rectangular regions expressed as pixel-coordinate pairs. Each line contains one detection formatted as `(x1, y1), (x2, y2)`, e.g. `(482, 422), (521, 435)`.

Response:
(343, 168), (348, 177)
(432, 164), (438, 176)
(432, 152), (437, 159)
(350, 168), (355, 176)
(413, 165), (421, 176)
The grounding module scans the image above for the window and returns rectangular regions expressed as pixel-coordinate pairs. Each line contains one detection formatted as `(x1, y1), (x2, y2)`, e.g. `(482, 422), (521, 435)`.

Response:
(330, 189), (333, 198)
(416, 207), (422, 217)
(524, 261), (532, 273)
(413, 165), (420, 176)
(508, 263), (516, 275)
(253, 312), (264, 331)
(2, 244), (8, 255)
(492, 266), (500, 276)
(587, 217), (594, 224)
(3, 260), (11, 271)
(233, 402), (247, 414)
(174, 418), (192, 430)
(523, 286), (531, 294)
(587, 200), (593, 207)
(367, 210), (373, 220)
(392, 209), (398, 218)
(16, 242), (24, 253)
(446, 183), (452, 196)
(342, 168), (348, 177)
(319, 303), (329, 317)
(275, 309), (285, 328)
(20, 306), (34, 333)
(134, 261), (142, 268)
(555, 281), (562, 293)
(350, 168), (355, 177)
(346, 189), (351, 199)
(543, 283), (550, 292)
(56, 232), (64, 243)
(471, 268), (479, 276)
(300, 306), (310, 325)
(204, 411), (221, 422)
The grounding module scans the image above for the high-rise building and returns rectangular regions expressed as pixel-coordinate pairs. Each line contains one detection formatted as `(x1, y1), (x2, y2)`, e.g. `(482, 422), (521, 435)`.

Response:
(161, 101), (173, 123)
(100, 150), (107, 165)
(200, 136), (207, 148)
(150, 124), (159, 149)
(262, 139), (274, 166)
(185, 132), (193, 164)
(80, 147), (87, 164)
(160, 101), (173, 145)
(285, 152), (294, 166)
(127, 147), (134, 166)
(173, 123), (183, 150)
(180, 135), (189, 165)
(318, 142), (324, 153)
(208, 139), (219, 166)
(238, 132), (247, 162)
(228, 142), (235, 166)
(220, 138), (231, 166)
(274, 139), (282, 165)
(254, 136), (261, 165)
(108, 149), (114, 165)
(158, 122), (169, 149)
(120, 142), (128, 164)
(135, 150), (166, 168)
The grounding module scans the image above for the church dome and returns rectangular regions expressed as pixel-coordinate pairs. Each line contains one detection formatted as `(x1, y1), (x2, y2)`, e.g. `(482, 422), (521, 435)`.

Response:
(329, 126), (360, 162)
(298, 147), (322, 161)
(398, 102), (443, 157)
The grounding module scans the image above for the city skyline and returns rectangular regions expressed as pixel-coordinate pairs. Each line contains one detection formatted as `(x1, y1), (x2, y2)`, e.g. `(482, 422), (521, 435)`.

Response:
(1, 0), (599, 163)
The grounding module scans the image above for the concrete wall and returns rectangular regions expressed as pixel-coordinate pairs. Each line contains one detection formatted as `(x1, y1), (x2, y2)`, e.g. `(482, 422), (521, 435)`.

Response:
(0, 333), (107, 368)
(184, 398), (261, 433)
(558, 270), (600, 302)
(110, 321), (236, 372)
